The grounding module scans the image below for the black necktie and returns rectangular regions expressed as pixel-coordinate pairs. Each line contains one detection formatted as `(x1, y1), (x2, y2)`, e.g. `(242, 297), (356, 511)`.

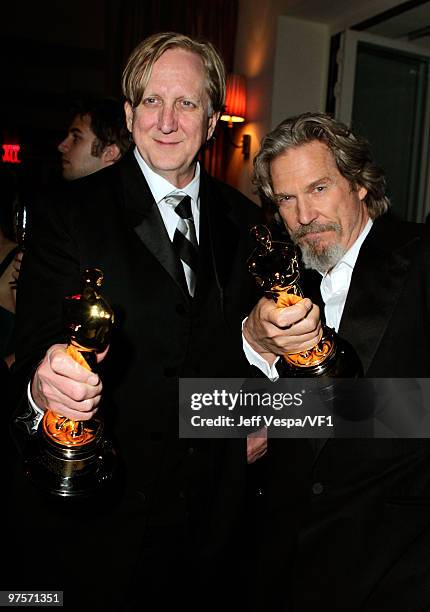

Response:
(170, 194), (198, 295)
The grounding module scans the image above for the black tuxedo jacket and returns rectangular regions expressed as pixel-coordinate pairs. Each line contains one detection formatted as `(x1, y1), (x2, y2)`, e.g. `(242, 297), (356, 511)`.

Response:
(9, 152), (261, 609)
(265, 214), (430, 612)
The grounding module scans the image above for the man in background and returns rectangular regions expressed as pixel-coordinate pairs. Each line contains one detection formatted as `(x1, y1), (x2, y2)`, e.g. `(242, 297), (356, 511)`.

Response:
(58, 96), (131, 180)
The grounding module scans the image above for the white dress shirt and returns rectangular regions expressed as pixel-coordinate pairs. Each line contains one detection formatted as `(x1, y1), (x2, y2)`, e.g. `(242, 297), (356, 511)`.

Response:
(242, 219), (373, 379)
(320, 218), (372, 332)
(134, 147), (200, 243)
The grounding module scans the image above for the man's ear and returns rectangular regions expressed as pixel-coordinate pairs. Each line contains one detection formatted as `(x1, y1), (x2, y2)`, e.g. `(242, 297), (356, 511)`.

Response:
(358, 185), (368, 201)
(101, 144), (121, 164)
(124, 100), (134, 133)
(206, 111), (220, 141)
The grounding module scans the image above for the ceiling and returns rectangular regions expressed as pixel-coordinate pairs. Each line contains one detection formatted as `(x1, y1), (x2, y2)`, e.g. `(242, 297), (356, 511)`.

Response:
(366, 2), (430, 47)
(282, 0), (430, 44)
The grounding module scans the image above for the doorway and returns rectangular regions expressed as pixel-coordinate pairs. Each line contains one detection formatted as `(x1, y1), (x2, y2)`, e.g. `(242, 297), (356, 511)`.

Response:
(335, 30), (430, 222)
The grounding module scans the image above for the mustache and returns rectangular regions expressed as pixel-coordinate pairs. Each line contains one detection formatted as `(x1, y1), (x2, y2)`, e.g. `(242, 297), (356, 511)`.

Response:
(290, 221), (342, 242)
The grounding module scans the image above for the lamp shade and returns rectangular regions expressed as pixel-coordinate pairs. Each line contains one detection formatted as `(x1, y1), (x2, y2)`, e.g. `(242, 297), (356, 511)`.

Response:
(220, 74), (246, 125)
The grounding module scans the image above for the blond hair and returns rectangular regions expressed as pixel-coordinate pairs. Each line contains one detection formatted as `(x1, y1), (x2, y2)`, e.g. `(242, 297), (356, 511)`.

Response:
(122, 32), (226, 116)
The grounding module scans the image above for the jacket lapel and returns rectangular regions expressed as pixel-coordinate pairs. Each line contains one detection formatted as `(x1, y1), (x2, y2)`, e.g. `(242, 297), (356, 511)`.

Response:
(117, 152), (188, 298)
(338, 215), (412, 374)
(133, 206), (189, 298)
(312, 215), (414, 462)
(198, 171), (240, 296)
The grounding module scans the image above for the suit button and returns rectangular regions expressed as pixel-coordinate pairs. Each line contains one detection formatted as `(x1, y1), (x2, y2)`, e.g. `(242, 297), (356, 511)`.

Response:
(164, 367), (177, 377)
(176, 304), (186, 315)
(312, 482), (324, 495)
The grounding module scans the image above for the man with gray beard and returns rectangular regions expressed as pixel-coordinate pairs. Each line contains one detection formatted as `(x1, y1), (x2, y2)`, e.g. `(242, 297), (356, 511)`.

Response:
(243, 113), (430, 611)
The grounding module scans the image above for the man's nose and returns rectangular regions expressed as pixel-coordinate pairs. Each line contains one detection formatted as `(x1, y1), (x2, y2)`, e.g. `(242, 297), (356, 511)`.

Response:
(58, 138), (69, 153)
(158, 104), (178, 133)
(297, 198), (318, 226)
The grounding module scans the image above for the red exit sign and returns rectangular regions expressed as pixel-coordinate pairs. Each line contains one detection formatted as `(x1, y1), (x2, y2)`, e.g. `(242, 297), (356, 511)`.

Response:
(2, 144), (21, 164)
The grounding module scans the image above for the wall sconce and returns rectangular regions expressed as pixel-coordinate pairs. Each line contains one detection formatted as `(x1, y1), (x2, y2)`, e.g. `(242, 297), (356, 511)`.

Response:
(220, 74), (251, 160)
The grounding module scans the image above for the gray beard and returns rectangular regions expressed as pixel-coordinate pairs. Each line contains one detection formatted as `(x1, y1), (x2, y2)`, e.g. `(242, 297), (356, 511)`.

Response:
(289, 222), (345, 274)
(300, 241), (346, 274)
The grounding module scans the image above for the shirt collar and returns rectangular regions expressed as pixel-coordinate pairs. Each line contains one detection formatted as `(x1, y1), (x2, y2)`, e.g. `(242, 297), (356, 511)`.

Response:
(133, 146), (200, 205)
(342, 218), (373, 271)
(320, 218), (373, 307)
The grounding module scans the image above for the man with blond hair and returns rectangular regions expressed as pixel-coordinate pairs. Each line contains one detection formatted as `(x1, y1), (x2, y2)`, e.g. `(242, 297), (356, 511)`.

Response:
(11, 32), (260, 611)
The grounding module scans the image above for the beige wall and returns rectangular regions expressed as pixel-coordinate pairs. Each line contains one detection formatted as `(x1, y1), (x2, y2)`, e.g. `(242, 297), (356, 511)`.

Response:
(228, 1), (330, 201)
(271, 16), (330, 126)
(225, 0), (285, 202)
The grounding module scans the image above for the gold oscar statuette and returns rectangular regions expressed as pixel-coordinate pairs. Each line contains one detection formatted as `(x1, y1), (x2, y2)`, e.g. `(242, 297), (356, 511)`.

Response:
(27, 268), (115, 497)
(248, 225), (362, 378)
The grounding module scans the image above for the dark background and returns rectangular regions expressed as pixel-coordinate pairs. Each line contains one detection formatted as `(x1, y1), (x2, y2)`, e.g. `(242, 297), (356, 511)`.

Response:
(1, 0), (239, 193)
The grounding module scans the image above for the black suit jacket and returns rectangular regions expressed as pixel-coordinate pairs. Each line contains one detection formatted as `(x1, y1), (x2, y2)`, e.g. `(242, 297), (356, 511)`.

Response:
(9, 152), (261, 609)
(265, 214), (430, 612)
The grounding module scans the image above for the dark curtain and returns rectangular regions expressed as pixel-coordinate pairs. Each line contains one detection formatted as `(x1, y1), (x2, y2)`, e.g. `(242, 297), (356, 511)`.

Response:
(106, 0), (238, 179)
